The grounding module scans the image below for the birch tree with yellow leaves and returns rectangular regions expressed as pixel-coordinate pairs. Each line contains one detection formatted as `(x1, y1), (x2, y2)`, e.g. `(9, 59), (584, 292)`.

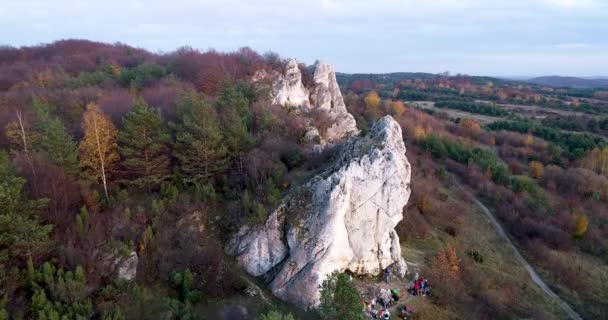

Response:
(79, 104), (118, 199)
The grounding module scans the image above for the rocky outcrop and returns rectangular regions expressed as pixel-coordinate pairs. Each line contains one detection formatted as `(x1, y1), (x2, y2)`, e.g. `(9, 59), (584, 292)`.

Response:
(254, 59), (358, 143)
(116, 251), (138, 281)
(309, 61), (358, 142)
(259, 59), (311, 108)
(227, 116), (411, 309)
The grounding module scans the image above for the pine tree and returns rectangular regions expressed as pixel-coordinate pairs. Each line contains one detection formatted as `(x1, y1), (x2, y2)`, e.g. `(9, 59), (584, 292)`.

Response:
(173, 92), (227, 183)
(79, 103), (119, 199)
(118, 99), (171, 190)
(216, 82), (254, 172)
(0, 151), (52, 266)
(257, 310), (295, 320)
(33, 104), (79, 175)
(318, 271), (364, 320)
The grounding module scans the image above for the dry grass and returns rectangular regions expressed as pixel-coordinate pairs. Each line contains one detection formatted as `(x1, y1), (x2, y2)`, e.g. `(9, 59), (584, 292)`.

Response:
(399, 184), (568, 319)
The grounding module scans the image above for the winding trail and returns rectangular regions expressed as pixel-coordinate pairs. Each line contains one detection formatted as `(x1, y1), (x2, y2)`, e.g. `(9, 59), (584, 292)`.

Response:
(468, 195), (583, 320)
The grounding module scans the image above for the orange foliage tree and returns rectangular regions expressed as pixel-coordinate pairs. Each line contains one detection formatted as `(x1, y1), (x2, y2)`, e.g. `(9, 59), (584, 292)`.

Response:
(572, 212), (589, 238)
(459, 118), (480, 131)
(435, 244), (461, 279)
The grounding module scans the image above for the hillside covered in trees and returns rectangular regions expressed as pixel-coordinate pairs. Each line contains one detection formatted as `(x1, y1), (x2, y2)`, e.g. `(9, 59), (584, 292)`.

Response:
(0, 40), (350, 319)
(0, 40), (607, 319)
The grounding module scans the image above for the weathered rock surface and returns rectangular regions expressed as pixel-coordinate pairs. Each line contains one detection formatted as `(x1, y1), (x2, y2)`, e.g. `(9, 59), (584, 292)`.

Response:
(116, 251), (138, 281)
(227, 116), (411, 309)
(254, 59), (358, 143)
(309, 60), (358, 142)
(264, 59), (311, 108)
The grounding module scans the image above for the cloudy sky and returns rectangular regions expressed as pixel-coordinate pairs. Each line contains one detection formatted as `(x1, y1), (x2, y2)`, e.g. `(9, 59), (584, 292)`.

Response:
(1, 0), (607, 76)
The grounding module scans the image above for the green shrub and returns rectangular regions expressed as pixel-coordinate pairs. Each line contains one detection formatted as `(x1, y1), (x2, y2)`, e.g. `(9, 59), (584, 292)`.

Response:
(466, 250), (485, 264)
(257, 310), (295, 320)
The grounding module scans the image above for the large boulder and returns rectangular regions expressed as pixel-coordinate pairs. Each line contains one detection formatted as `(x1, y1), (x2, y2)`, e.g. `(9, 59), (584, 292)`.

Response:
(254, 59), (358, 143)
(227, 116), (411, 309)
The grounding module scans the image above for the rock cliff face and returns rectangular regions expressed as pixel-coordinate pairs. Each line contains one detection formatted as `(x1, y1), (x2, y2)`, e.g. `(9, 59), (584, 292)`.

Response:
(227, 116), (411, 309)
(254, 59), (358, 143)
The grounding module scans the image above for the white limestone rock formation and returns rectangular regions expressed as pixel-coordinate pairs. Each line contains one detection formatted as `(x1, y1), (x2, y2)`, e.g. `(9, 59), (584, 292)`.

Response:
(227, 116), (411, 309)
(309, 60), (358, 142)
(267, 59), (311, 108)
(254, 59), (358, 143)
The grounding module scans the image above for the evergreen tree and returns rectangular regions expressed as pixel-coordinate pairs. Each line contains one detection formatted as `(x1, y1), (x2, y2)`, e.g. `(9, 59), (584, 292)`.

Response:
(0, 151), (52, 266)
(257, 310), (295, 320)
(318, 271), (364, 320)
(79, 103), (119, 199)
(216, 82), (255, 171)
(118, 99), (171, 190)
(172, 92), (227, 184)
(33, 103), (79, 175)
(28, 262), (92, 319)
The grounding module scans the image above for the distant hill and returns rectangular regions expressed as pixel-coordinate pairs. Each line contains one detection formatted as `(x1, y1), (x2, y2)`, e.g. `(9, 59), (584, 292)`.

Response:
(335, 72), (521, 90)
(525, 76), (608, 89)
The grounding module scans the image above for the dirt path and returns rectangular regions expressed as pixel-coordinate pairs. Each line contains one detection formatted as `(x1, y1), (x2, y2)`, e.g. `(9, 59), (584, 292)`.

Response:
(469, 196), (583, 320)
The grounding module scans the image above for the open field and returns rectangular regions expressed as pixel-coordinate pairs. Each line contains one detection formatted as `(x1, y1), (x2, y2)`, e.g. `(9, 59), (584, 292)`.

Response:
(478, 101), (588, 118)
(408, 101), (503, 125)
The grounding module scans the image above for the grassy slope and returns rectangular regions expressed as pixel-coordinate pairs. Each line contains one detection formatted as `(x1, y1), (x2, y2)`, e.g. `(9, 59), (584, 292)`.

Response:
(399, 182), (567, 319)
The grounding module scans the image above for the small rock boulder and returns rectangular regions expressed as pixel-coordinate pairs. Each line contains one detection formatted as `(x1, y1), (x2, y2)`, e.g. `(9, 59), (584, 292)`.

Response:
(116, 251), (138, 281)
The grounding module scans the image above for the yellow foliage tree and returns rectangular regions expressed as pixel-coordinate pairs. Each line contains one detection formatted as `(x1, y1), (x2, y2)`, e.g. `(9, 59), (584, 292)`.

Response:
(583, 147), (608, 178)
(416, 194), (432, 214)
(386, 100), (406, 117)
(572, 213), (589, 238)
(79, 103), (119, 199)
(529, 160), (544, 179)
(364, 91), (381, 108)
(524, 134), (534, 147)
(413, 125), (426, 139)
(110, 64), (122, 78)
